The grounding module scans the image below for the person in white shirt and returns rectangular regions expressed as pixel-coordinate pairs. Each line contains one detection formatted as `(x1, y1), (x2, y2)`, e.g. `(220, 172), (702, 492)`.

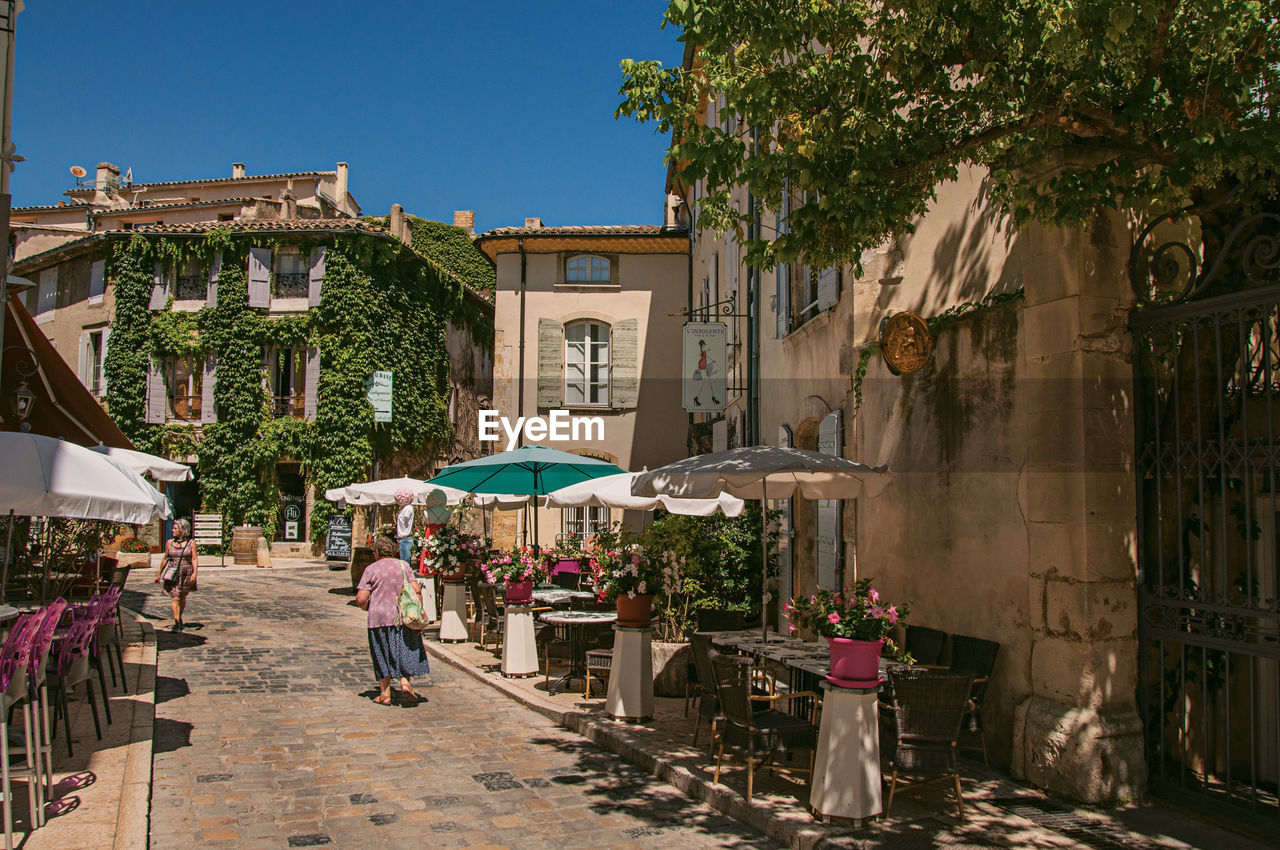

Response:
(395, 488), (416, 564)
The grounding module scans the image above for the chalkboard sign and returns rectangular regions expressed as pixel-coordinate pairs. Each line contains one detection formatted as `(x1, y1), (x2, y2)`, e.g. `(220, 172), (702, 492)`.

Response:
(325, 515), (353, 561)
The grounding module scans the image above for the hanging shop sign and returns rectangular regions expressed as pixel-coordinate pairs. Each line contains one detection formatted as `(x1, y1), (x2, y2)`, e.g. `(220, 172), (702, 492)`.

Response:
(367, 370), (393, 422)
(682, 322), (728, 414)
(878, 311), (933, 375)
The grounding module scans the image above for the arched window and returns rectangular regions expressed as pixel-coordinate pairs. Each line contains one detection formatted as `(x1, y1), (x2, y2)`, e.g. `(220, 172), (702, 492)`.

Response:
(564, 321), (609, 406)
(566, 254), (611, 283)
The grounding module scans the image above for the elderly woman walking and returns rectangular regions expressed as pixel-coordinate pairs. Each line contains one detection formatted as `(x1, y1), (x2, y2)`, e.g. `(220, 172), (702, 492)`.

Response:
(155, 518), (198, 631)
(357, 534), (430, 705)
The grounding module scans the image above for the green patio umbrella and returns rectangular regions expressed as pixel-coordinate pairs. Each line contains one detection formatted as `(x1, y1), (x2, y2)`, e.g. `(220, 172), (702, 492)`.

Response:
(426, 445), (626, 548)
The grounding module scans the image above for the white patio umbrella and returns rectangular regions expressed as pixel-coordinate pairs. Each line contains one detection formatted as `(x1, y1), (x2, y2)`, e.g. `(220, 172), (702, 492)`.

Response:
(545, 471), (746, 517)
(632, 445), (892, 641)
(87, 445), (193, 481)
(323, 477), (467, 507)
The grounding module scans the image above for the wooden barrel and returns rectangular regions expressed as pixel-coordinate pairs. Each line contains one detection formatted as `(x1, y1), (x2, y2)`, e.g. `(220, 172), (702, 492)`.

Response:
(349, 547), (376, 589)
(232, 526), (262, 566)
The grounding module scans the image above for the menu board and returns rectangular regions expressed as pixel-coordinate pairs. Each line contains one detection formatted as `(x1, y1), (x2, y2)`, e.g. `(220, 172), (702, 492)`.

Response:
(325, 515), (353, 561)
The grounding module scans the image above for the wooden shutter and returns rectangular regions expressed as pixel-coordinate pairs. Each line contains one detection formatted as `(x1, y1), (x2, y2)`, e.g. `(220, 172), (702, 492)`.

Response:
(201, 355), (217, 424)
(815, 411), (842, 590)
(308, 247), (325, 307)
(99, 328), (111, 397)
(76, 332), (90, 388)
(148, 262), (168, 309)
(247, 247), (271, 308)
(304, 347), (320, 421)
(207, 251), (222, 308)
(88, 259), (105, 299)
(610, 319), (639, 410)
(536, 318), (563, 409)
(776, 184), (791, 337)
(144, 359), (167, 424)
(817, 266), (840, 312)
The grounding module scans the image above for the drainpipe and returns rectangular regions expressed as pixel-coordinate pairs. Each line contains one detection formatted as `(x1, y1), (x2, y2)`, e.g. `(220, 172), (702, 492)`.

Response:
(748, 126), (761, 447)
(684, 202), (695, 449)
(516, 236), (527, 449)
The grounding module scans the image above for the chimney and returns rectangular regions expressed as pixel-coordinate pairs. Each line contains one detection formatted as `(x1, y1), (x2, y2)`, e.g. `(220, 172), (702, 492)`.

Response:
(524, 217), (543, 229)
(96, 162), (120, 192)
(232, 162), (246, 179)
(453, 210), (475, 236)
(389, 204), (410, 245)
(336, 162), (349, 210)
(280, 179), (297, 219)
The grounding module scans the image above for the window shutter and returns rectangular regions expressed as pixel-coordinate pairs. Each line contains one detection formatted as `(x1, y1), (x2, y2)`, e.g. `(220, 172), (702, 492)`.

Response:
(201, 355), (217, 424)
(99, 328), (111, 397)
(247, 247), (271, 308)
(88, 260), (105, 299)
(815, 410), (842, 590)
(145, 359), (167, 424)
(817, 266), (840, 312)
(76, 332), (90, 388)
(610, 319), (639, 409)
(536, 318), (563, 409)
(148, 262), (168, 309)
(308, 247), (325, 307)
(776, 185), (791, 337)
(207, 251), (222, 308)
(304, 347), (320, 421)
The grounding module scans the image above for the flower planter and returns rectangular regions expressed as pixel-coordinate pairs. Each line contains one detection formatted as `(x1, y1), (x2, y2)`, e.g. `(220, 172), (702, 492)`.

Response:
(504, 578), (533, 605)
(826, 637), (884, 688)
(115, 552), (151, 569)
(439, 561), (470, 584)
(616, 593), (654, 628)
(651, 641), (692, 697)
(552, 557), (583, 576)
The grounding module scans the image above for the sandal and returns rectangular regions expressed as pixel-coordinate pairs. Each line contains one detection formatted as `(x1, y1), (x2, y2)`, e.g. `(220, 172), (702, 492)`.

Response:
(372, 695), (392, 705)
(399, 687), (419, 705)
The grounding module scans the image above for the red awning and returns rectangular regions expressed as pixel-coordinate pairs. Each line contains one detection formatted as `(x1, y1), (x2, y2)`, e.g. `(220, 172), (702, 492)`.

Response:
(1, 293), (134, 449)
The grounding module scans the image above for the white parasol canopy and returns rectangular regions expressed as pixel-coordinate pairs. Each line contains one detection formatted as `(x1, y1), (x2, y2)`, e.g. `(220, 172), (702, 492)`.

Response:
(632, 445), (892, 641)
(546, 471), (745, 517)
(323, 477), (466, 507)
(0, 432), (173, 524)
(87, 445), (193, 481)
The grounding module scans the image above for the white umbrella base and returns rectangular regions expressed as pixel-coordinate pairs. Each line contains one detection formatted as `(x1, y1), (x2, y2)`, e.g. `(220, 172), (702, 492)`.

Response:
(607, 626), (653, 722)
(501, 606), (539, 677)
(810, 682), (883, 823)
(438, 584), (469, 643)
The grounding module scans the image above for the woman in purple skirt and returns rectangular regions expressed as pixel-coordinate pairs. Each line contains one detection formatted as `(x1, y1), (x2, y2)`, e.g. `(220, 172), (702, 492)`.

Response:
(356, 534), (430, 705)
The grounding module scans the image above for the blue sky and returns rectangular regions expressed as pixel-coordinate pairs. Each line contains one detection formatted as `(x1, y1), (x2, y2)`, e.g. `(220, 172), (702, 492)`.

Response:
(11, 1), (683, 233)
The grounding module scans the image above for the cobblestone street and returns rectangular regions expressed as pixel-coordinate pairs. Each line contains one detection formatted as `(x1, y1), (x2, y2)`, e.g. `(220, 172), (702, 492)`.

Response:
(129, 568), (776, 849)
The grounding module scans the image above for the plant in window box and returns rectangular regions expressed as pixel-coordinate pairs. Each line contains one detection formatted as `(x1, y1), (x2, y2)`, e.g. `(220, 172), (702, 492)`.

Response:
(481, 547), (551, 604)
(421, 525), (486, 583)
(551, 537), (588, 577)
(785, 579), (910, 687)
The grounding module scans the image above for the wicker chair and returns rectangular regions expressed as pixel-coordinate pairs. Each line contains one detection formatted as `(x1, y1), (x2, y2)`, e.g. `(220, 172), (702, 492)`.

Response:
(883, 667), (973, 821)
(475, 584), (505, 653)
(904, 625), (948, 667)
(707, 648), (819, 802)
(948, 635), (1000, 765)
(583, 648), (612, 698)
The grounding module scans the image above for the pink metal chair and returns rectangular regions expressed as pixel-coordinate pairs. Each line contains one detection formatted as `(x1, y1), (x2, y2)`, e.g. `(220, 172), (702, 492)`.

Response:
(96, 586), (128, 694)
(49, 616), (102, 756)
(25, 599), (67, 821)
(0, 614), (42, 848)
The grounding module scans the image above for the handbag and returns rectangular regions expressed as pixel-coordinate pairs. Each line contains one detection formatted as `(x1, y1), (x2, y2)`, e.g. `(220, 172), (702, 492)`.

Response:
(397, 564), (430, 630)
(160, 541), (189, 583)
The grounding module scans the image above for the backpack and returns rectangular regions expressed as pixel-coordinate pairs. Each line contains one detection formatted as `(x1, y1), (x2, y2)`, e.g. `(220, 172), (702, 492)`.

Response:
(396, 563), (430, 630)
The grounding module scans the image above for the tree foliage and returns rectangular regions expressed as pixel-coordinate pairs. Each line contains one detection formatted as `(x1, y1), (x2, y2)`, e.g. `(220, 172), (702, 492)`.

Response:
(618, 0), (1280, 270)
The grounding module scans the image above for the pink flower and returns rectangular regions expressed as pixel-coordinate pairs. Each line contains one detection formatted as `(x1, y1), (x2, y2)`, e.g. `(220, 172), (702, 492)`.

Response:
(867, 588), (880, 603)
(788, 623), (796, 635)
(827, 612), (841, 625)
(887, 606), (899, 624)
(870, 605), (885, 620)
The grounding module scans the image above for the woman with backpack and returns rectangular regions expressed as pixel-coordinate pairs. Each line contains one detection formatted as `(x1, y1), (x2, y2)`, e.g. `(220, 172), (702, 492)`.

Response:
(356, 533), (430, 705)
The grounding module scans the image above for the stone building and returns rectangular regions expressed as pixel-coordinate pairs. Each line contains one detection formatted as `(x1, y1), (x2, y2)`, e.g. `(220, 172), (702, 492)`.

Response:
(473, 218), (689, 547)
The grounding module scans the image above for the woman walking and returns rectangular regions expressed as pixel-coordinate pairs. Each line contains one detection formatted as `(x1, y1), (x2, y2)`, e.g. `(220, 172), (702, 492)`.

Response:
(356, 534), (430, 705)
(155, 518), (198, 631)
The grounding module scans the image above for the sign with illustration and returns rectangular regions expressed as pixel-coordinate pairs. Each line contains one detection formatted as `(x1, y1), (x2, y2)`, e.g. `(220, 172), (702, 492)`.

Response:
(367, 370), (393, 422)
(878, 311), (933, 374)
(682, 322), (728, 413)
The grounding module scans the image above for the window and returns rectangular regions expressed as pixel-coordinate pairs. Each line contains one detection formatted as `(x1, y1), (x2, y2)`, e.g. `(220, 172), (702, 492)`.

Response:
(561, 506), (610, 543)
(36, 268), (56, 315)
(272, 251), (308, 298)
(87, 330), (105, 396)
(270, 347), (307, 418)
(784, 185), (841, 333)
(167, 355), (204, 422)
(565, 255), (611, 283)
(564, 321), (609, 407)
(174, 257), (207, 301)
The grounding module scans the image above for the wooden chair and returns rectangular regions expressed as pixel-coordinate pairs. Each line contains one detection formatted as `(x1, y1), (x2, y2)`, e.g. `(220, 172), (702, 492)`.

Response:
(707, 648), (819, 802)
(948, 635), (1000, 765)
(883, 666), (973, 821)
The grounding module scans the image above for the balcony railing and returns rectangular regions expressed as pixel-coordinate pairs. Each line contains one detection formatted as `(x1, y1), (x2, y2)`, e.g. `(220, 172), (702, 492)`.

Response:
(273, 272), (309, 299)
(271, 395), (305, 419)
(175, 274), (207, 301)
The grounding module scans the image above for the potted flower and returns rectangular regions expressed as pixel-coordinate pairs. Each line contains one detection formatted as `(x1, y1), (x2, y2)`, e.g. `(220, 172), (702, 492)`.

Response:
(481, 547), (550, 604)
(115, 537), (152, 569)
(551, 537), (587, 578)
(588, 539), (665, 627)
(421, 525), (487, 583)
(786, 578), (909, 687)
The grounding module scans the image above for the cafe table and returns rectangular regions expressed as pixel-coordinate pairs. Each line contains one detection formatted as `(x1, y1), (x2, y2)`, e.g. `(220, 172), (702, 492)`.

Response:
(538, 610), (616, 696)
(531, 588), (596, 608)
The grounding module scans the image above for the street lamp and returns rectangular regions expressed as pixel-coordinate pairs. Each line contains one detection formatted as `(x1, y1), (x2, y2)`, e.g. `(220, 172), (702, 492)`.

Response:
(2, 342), (36, 431)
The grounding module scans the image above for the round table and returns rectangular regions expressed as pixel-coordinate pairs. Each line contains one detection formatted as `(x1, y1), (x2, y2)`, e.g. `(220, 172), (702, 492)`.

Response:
(538, 610), (616, 696)
(531, 588), (596, 608)
(0, 606), (20, 623)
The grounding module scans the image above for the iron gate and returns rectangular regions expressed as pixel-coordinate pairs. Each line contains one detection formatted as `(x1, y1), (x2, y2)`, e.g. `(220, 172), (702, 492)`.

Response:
(1133, 279), (1280, 823)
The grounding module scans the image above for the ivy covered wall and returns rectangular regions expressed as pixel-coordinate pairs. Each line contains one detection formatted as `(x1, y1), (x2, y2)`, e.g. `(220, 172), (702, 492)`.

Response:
(368, 214), (495, 299)
(103, 226), (481, 544)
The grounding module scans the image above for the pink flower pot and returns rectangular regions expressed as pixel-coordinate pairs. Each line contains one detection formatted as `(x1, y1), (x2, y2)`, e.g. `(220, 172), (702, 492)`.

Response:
(505, 579), (534, 605)
(826, 637), (884, 688)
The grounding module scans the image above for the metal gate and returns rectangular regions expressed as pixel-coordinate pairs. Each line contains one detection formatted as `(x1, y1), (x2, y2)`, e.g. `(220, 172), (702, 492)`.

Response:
(1132, 228), (1280, 822)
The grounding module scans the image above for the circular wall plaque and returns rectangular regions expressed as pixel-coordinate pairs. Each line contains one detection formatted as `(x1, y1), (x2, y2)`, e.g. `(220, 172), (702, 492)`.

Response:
(879, 311), (933, 374)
